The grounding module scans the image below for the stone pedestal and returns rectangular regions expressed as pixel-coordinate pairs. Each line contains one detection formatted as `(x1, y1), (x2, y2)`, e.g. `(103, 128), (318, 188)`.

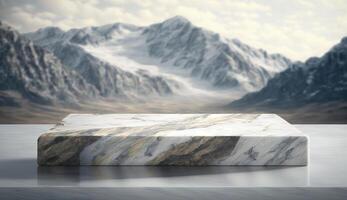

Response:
(38, 114), (308, 166)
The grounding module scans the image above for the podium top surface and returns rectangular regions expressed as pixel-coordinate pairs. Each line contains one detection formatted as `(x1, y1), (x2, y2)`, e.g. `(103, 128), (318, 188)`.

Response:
(46, 114), (303, 137)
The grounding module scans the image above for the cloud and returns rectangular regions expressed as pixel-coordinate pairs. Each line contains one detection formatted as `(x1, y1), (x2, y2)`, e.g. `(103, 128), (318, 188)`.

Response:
(0, 0), (346, 61)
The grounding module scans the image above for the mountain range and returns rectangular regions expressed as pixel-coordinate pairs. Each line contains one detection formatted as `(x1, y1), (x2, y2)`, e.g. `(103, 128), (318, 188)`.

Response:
(0, 21), (98, 106)
(24, 16), (291, 100)
(230, 36), (347, 108)
(0, 16), (346, 123)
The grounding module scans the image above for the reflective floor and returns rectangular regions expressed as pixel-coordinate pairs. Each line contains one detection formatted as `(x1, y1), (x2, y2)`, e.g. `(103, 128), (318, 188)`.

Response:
(0, 125), (346, 187)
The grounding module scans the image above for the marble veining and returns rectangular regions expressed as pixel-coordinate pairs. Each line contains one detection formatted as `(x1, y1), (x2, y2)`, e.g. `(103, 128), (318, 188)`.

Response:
(37, 114), (308, 166)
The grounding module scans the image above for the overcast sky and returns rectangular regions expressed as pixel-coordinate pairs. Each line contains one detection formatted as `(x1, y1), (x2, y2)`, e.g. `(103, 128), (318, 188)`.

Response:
(0, 0), (346, 61)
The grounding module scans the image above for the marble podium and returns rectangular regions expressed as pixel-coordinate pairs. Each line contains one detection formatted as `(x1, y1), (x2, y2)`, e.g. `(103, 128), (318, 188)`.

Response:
(37, 114), (308, 166)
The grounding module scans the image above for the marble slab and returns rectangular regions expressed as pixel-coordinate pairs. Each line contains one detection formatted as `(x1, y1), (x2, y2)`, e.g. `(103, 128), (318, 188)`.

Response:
(37, 114), (308, 166)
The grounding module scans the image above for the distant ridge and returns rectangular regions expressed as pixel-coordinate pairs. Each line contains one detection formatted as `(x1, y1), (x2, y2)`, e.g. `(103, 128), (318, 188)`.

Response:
(230, 37), (347, 108)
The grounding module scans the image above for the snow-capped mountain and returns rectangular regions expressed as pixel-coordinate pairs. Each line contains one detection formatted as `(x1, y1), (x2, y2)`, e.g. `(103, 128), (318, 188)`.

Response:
(0, 21), (97, 105)
(143, 16), (291, 90)
(25, 16), (291, 101)
(230, 37), (347, 108)
(24, 24), (180, 98)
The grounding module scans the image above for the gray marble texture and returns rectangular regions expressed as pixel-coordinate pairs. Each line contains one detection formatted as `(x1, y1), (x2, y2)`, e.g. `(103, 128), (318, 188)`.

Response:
(38, 114), (308, 166)
(0, 124), (347, 187)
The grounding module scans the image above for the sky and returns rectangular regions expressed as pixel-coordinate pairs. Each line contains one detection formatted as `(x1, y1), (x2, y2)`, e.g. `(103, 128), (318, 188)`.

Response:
(0, 0), (346, 61)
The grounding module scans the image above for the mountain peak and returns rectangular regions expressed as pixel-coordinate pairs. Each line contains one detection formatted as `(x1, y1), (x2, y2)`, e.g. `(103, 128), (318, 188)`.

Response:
(36, 26), (65, 36)
(330, 36), (347, 52)
(341, 36), (347, 44)
(38, 26), (64, 33)
(338, 36), (347, 49)
(162, 15), (191, 26)
(0, 21), (16, 32)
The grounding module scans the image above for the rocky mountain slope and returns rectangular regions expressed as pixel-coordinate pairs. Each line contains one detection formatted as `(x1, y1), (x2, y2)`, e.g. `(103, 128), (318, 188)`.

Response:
(0, 21), (98, 106)
(142, 16), (291, 91)
(230, 37), (347, 108)
(24, 24), (180, 98)
(25, 16), (291, 100)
